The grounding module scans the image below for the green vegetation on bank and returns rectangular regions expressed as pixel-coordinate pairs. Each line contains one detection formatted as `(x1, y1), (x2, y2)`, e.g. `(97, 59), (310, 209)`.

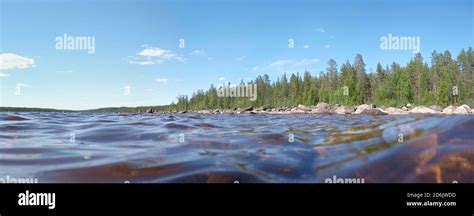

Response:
(173, 48), (474, 111)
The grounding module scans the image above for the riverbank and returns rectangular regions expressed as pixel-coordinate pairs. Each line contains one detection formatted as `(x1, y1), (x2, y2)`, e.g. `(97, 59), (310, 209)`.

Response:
(156, 103), (474, 115)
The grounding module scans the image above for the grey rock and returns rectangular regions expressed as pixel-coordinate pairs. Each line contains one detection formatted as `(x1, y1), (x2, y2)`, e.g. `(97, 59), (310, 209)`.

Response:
(386, 107), (409, 115)
(429, 105), (443, 112)
(354, 104), (375, 114)
(312, 102), (331, 113)
(332, 106), (354, 114)
(409, 106), (439, 114)
(197, 110), (211, 114)
(297, 104), (312, 111)
(442, 106), (456, 114)
(359, 108), (387, 115)
(453, 104), (471, 114)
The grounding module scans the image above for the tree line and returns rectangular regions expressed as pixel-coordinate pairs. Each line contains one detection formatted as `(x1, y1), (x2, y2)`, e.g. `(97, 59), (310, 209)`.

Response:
(172, 48), (474, 111)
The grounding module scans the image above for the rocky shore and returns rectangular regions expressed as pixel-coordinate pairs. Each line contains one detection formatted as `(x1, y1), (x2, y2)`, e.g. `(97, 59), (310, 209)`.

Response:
(140, 103), (474, 115)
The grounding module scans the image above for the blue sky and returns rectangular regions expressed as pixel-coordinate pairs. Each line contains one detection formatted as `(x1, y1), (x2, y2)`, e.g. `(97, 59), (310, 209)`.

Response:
(0, 0), (472, 110)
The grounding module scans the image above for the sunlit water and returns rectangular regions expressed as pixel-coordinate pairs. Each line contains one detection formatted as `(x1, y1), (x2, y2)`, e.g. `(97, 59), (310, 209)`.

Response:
(0, 112), (473, 183)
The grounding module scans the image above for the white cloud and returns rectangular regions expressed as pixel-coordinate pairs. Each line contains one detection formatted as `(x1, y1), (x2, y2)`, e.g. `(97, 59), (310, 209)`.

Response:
(155, 78), (169, 83)
(129, 60), (155, 65)
(218, 77), (225, 81)
(130, 45), (184, 65)
(324, 45), (331, 48)
(252, 59), (320, 73)
(191, 49), (207, 56)
(317, 27), (326, 33)
(0, 53), (35, 70)
(0, 72), (10, 77)
(16, 83), (31, 87)
(303, 45), (311, 49)
(207, 57), (214, 60)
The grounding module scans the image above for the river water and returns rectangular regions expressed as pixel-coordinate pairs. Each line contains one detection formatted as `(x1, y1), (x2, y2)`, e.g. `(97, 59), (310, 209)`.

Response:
(0, 112), (473, 183)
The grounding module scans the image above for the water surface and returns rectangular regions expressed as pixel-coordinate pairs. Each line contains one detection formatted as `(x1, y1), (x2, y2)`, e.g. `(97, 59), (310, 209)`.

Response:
(1, 112), (473, 183)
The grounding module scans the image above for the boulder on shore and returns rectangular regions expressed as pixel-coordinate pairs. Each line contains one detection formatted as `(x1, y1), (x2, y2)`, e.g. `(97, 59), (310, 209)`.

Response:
(443, 104), (472, 115)
(290, 106), (307, 114)
(386, 107), (408, 115)
(332, 106), (354, 114)
(353, 104), (387, 115)
(429, 105), (443, 112)
(443, 104), (471, 114)
(442, 106), (456, 114)
(354, 104), (374, 114)
(297, 104), (312, 112)
(311, 102), (331, 113)
(197, 110), (211, 114)
(359, 108), (387, 115)
(455, 104), (471, 114)
(409, 106), (439, 114)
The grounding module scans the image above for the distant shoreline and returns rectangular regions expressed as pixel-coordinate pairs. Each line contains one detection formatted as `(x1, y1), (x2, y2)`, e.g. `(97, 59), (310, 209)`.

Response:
(1, 103), (472, 115)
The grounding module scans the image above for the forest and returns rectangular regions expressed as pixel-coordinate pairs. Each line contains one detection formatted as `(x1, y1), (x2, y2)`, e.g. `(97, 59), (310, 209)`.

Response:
(172, 48), (474, 111)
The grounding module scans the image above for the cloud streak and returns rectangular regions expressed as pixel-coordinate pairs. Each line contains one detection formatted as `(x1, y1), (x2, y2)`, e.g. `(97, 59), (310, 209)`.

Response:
(316, 27), (326, 33)
(155, 78), (169, 83)
(0, 53), (36, 70)
(190, 49), (207, 56)
(130, 45), (184, 65)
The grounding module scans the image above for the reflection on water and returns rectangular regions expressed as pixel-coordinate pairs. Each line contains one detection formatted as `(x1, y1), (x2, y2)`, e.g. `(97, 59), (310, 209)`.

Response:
(0, 112), (473, 183)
